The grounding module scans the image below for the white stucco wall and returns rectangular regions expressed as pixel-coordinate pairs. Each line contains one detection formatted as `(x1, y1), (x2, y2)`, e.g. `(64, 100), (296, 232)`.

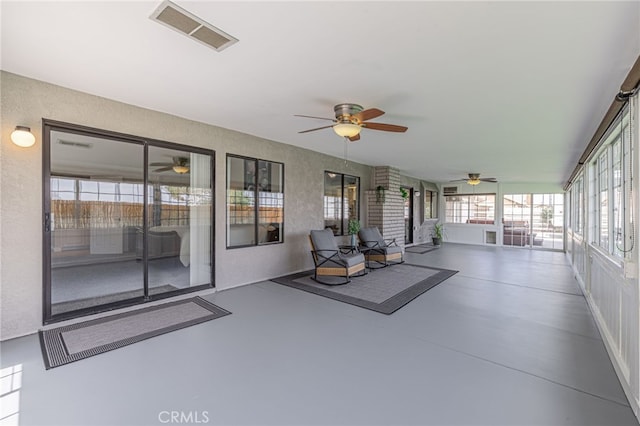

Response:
(0, 71), (372, 340)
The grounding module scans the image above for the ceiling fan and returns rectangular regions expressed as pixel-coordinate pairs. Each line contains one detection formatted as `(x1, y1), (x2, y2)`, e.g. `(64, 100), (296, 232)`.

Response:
(296, 103), (408, 141)
(150, 156), (190, 174)
(451, 173), (497, 186)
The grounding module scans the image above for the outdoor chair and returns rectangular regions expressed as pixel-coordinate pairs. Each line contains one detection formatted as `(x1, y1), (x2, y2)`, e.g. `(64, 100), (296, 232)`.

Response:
(309, 229), (367, 285)
(358, 227), (404, 268)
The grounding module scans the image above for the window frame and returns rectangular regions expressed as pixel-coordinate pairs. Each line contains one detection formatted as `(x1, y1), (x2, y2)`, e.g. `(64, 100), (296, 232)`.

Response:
(226, 154), (284, 248)
(444, 193), (496, 224)
(588, 105), (631, 260)
(424, 190), (437, 220)
(323, 171), (360, 236)
(571, 174), (584, 236)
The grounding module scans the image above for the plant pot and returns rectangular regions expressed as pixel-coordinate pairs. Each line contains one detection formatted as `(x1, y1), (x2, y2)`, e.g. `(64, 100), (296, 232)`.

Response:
(432, 237), (442, 246)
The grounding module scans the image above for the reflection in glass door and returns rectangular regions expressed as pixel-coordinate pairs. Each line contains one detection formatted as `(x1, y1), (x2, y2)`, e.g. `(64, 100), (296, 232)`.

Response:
(48, 131), (145, 317)
(44, 122), (214, 322)
(147, 146), (213, 295)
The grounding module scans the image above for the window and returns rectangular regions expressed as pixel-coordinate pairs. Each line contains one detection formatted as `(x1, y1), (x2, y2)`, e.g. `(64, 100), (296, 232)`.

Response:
(589, 106), (632, 258)
(226, 155), (284, 247)
(324, 172), (360, 235)
(444, 194), (495, 224)
(598, 151), (609, 250)
(424, 190), (437, 220)
(571, 175), (584, 236)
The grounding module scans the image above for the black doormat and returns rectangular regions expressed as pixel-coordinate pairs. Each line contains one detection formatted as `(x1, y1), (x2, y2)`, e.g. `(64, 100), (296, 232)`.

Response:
(271, 263), (457, 314)
(39, 297), (230, 369)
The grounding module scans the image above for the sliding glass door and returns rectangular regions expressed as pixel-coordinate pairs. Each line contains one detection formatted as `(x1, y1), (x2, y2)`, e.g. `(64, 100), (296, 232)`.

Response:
(502, 193), (564, 250)
(44, 121), (214, 323)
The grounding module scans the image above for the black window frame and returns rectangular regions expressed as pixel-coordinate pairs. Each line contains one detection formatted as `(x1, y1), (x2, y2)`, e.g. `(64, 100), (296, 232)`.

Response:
(424, 190), (437, 220)
(226, 154), (285, 248)
(323, 171), (360, 236)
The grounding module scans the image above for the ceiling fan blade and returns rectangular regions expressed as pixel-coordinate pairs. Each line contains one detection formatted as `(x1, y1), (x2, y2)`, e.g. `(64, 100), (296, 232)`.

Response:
(449, 179), (466, 182)
(480, 178), (497, 182)
(353, 108), (385, 122)
(153, 166), (173, 172)
(348, 134), (360, 142)
(294, 114), (336, 122)
(150, 162), (171, 166)
(299, 124), (335, 134)
(362, 122), (408, 133)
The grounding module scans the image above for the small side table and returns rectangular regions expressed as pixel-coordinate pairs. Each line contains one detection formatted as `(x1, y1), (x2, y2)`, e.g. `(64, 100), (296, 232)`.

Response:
(338, 244), (358, 254)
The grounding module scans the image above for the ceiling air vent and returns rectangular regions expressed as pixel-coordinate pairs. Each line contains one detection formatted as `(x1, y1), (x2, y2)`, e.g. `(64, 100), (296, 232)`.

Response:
(443, 186), (458, 195)
(150, 0), (238, 52)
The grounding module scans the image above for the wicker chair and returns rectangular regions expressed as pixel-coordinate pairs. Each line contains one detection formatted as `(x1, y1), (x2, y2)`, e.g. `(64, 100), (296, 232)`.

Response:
(358, 227), (404, 268)
(309, 229), (367, 285)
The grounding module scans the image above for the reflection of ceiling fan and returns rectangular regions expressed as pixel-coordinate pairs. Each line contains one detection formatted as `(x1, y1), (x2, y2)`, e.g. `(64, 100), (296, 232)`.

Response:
(296, 103), (408, 141)
(150, 156), (190, 174)
(451, 173), (497, 186)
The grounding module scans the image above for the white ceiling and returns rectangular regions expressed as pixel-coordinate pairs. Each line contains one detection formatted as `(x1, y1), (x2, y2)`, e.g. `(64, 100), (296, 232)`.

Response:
(2, 1), (639, 185)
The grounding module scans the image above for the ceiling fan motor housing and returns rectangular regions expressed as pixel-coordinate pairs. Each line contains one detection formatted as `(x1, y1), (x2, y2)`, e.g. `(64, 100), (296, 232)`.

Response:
(334, 103), (363, 123)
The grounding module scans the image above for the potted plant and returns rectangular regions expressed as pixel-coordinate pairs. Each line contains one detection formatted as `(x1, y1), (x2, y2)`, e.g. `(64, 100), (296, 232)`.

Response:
(375, 185), (386, 204)
(432, 222), (444, 246)
(347, 218), (361, 247)
(400, 187), (409, 200)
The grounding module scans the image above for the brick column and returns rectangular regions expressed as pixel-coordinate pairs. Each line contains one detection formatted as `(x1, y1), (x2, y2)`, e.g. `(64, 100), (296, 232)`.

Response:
(366, 166), (405, 246)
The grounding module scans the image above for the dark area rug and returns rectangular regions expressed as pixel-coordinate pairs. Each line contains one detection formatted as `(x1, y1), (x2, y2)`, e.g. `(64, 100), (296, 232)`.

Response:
(40, 297), (230, 369)
(271, 263), (457, 314)
(405, 244), (439, 254)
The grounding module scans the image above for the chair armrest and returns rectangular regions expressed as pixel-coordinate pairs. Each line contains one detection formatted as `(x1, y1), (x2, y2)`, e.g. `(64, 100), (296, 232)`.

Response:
(384, 238), (399, 247)
(310, 249), (341, 267)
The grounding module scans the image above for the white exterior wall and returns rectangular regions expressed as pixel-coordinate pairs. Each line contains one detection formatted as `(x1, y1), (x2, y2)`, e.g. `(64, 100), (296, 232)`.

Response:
(436, 182), (564, 246)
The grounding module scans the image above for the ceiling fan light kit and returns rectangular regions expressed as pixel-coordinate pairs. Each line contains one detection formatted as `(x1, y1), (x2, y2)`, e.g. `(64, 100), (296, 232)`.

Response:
(150, 156), (190, 174)
(333, 122), (361, 138)
(172, 165), (190, 174)
(450, 173), (497, 186)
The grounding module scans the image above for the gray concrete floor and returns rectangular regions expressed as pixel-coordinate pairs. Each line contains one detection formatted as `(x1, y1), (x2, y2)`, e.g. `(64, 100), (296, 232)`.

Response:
(1, 243), (638, 425)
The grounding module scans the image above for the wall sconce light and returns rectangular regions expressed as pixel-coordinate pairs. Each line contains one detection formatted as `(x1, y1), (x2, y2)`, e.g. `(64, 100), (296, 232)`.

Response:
(415, 191), (420, 197)
(11, 126), (36, 147)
